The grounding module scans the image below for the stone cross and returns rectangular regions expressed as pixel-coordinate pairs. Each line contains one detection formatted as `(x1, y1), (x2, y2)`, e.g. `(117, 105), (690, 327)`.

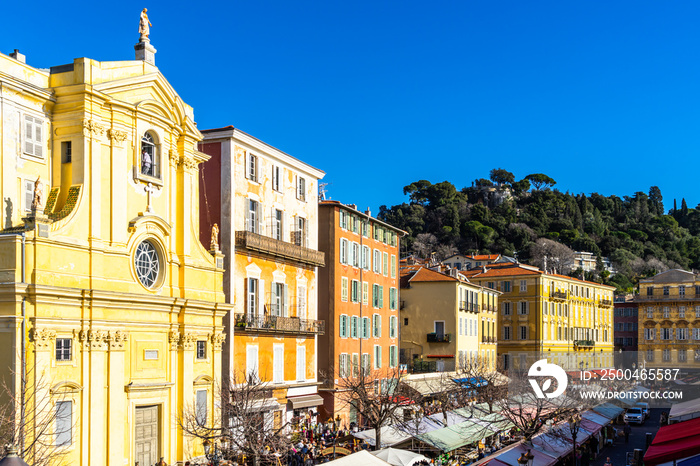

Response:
(144, 182), (159, 213)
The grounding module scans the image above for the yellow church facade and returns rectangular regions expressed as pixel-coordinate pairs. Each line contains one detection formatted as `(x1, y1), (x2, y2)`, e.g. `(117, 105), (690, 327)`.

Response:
(0, 45), (228, 465)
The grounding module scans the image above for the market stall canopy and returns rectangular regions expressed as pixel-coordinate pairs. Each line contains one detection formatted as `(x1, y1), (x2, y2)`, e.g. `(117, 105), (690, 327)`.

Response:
(353, 426), (412, 448)
(669, 397), (700, 423)
(644, 418), (700, 466)
(582, 410), (612, 427)
(591, 403), (624, 419)
(371, 447), (430, 466)
(416, 419), (496, 452)
(325, 450), (393, 466)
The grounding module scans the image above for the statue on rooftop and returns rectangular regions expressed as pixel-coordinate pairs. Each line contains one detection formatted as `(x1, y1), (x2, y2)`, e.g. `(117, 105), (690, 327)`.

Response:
(31, 176), (43, 211)
(210, 223), (220, 251)
(139, 8), (152, 42)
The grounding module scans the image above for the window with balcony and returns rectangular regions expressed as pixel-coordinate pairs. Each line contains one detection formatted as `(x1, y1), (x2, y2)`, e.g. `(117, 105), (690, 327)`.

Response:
(272, 209), (283, 240)
(246, 199), (260, 233)
(247, 278), (258, 318)
(271, 282), (287, 316)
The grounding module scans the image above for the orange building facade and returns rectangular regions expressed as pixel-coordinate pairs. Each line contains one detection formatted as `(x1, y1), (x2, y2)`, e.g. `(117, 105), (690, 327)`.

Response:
(198, 127), (326, 428)
(317, 201), (403, 426)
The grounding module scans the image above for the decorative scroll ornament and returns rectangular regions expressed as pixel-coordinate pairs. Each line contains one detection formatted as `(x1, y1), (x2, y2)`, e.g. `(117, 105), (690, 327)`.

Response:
(79, 329), (109, 350)
(107, 129), (128, 144)
(30, 328), (56, 349)
(82, 119), (105, 137)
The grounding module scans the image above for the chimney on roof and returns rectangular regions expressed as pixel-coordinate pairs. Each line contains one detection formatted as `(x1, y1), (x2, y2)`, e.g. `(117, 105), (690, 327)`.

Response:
(9, 49), (26, 63)
(348, 204), (357, 210)
(365, 208), (371, 218)
(482, 266), (487, 273)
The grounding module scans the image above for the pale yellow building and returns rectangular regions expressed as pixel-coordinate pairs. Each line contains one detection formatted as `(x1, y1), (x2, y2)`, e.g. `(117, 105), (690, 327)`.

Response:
(637, 269), (700, 368)
(0, 43), (227, 465)
(399, 265), (498, 373)
(464, 263), (615, 371)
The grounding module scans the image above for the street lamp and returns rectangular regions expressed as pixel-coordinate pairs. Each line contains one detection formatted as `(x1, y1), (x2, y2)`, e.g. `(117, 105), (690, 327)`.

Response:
(203, 439), (223, 466)
(569, 411), (582, 466)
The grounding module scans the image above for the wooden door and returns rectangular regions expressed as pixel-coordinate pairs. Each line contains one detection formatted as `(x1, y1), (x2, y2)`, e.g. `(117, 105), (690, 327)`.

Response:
(135, 405), (159, 466)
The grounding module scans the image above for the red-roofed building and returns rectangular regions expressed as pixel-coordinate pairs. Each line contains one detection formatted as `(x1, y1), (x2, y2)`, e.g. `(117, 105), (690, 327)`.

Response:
(443, 253), (513, 271)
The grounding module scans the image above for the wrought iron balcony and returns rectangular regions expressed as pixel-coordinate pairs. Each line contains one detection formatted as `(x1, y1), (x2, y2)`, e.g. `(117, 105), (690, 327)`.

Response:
(599, 299), (613, 307)
(235, 230), (325, 267)
(427, 333), (451, 343)
(550, 291), (568, 300)
(234, 313), (325, 335)
(574, 339), (595, 348)
(481, 336), (496, 343)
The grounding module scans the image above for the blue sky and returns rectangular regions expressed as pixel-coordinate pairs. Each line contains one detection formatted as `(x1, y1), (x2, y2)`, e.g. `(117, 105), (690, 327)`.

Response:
(5, 1), (700, 215)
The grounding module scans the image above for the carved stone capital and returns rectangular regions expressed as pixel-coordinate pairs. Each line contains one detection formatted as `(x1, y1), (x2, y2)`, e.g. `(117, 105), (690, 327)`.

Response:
(210, 332), (226, 351)
(168, 149), (179, 167)
(179, 156), (197, 172)
(30, 328), (56, 350)
(108, 330), (129, 350)
(180, 333), (197, 351)
(169, 330), (181, 350)
(82, 119), (105, 138)
(107, 129), (128, 144)
(79, 329), (109, 350)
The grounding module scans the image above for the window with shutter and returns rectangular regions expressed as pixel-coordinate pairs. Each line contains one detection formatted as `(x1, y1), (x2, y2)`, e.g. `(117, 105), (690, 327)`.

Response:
(297, 346), (306, 381)
(383, 252), (388, 276)
(246, 345), (259, 382)
(391, 255), (397, 278)
(362, 282), (369, 305)
(24, 115), (43, 158)
(23, 179), (35, 212)
(272, 165), (281, 191)
(55, 401), (72, 446)
(341, 278), (348, 302)
(196, 390), (207, 425)
(273, 344), (284, 383)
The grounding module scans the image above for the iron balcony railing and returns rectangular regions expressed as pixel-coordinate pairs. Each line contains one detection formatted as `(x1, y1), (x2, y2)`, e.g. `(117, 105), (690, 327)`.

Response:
(481, 336), (496, 343)
(427, 333), (451, 343)
(234, 313), (325, 335)
(235, 230), (325, 267)
(574, 339), (595, 348)
(550, 291), (568, 300)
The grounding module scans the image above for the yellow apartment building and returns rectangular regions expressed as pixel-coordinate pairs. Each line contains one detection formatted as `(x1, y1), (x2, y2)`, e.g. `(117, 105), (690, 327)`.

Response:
(0, 40), (227, 465)
(399, 266), (499, 373)
(198, 126), (326, 429)
(464, 263), (615, 371)
(637, 269), (700, 368)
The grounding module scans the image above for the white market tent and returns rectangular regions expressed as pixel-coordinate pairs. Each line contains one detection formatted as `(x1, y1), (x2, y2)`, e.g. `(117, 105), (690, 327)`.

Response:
(669, 397), (700, 423)
(371, 448), (430, 466)
(353, 426), (413, 448)
(325, 450), (393, 466)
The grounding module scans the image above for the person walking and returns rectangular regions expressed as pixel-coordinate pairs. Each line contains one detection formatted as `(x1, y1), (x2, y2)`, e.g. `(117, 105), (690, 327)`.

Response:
(604, 457), (613, 466)
(623, 422), (631, 444)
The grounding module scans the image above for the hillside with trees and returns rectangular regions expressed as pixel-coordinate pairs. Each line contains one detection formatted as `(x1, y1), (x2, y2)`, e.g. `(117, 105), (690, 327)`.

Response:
(378, 169), (700, 292)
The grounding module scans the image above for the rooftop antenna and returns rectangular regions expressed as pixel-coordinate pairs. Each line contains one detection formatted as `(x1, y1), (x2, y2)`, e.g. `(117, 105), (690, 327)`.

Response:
(319, 182), (330, 201)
